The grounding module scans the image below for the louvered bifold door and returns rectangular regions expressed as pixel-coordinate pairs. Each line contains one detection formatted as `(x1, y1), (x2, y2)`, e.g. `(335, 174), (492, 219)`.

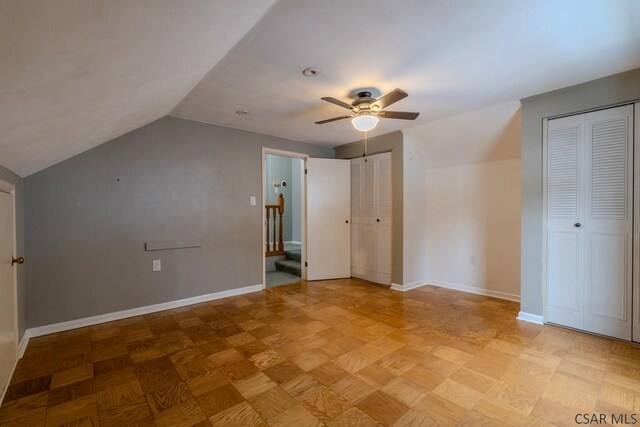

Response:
(583, 105), (633, 340)
(374, 153), (393, 284)
(546, 114), (584, 330)
(361, 157), (377, 281)
(351, 158), (365, 277)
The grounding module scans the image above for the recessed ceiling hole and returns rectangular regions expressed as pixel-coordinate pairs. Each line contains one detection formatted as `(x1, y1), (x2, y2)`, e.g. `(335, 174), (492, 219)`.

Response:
(302, 67), (321, 77)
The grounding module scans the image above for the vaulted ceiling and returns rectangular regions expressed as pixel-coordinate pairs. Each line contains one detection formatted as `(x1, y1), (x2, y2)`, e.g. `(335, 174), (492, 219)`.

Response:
(2, 0), (640, 176)
(0, 0), (277, 176)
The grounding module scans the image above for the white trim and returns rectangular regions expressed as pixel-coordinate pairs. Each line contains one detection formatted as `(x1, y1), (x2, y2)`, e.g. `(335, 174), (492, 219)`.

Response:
(517, 311), (545, 325)
(285, 241), (302, 245)
(18, 284), (263, 358)
(17, 332), (30, 359)
(390, 281), (427, 292)
(423, 279), (521, 302)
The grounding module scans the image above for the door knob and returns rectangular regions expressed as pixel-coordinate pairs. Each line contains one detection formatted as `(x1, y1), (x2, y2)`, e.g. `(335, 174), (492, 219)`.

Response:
(11, 256), (24, 265)
(574, 223), (582, 228)
(345, 220), (349, 224)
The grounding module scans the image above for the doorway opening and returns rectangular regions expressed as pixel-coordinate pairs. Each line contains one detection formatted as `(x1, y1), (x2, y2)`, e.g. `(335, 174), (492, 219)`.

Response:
(262, 149), (306, 288)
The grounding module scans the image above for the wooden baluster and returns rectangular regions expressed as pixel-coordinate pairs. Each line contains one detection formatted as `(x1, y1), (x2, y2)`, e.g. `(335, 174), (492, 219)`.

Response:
(272, 207), (277, 252)
(266, 206), (270, 253)
(278, 194), (284, 252)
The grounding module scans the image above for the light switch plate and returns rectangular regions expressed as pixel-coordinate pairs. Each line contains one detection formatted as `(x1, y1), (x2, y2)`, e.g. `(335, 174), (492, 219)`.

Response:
(250, 196), (256, 206)
(153, 259), (161, 271)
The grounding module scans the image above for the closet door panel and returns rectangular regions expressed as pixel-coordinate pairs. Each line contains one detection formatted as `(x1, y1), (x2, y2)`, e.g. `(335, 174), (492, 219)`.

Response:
(362, 219), (377, 281)
(351, 159), (364, 277)
(375, 219), (392, 284)
(546, 231), (582, 328)
(583, 105), (633, 340)
(546, 115), (584, 328)
(375, 153), (392, 219)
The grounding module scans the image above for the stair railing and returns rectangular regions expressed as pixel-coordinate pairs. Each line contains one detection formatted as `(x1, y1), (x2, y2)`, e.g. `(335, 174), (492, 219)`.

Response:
(265, 193), (285, 256)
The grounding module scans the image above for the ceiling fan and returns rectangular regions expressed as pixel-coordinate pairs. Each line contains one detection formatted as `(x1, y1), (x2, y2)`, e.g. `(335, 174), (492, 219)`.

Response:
(315, 88), (419, 131)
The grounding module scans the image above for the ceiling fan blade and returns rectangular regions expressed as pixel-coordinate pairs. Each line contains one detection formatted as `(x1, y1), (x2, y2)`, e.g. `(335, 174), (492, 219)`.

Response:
(321, 97), (354, 110)
(379, 111), (420, 120)
(373, 88), (408, 109)
(315, 115), (352, 124)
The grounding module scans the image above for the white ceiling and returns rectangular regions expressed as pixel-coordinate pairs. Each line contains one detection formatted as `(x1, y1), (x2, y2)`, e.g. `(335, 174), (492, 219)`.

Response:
(0, 0), (276, 176)
(403, 101), (522, 169)
(173, 0), (640, 146)
(2, 1), (640, 176)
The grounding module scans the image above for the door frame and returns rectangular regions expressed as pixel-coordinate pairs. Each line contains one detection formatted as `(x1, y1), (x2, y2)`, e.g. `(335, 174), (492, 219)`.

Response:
(541, 102), (639, 341)
(261, 148), (308, 288)
(0, 179), (19, 403)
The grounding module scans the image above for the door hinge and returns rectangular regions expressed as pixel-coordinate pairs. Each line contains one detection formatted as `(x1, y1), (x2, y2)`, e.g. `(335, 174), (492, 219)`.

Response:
(305, 262), (308, 267)
(304, 169), (308, 175)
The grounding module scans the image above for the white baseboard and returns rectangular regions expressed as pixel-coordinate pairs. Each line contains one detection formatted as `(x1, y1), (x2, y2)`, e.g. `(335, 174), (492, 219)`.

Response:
(416, 278), (521, 302)
(517, 311), (544, 325)
(18, 284), (264, 359)
(18, 332), (30, 359)
(390, 281), (427, 292)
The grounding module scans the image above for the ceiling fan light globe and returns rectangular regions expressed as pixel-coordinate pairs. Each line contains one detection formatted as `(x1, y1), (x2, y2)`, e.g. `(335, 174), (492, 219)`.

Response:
(351, 114), (379, 132)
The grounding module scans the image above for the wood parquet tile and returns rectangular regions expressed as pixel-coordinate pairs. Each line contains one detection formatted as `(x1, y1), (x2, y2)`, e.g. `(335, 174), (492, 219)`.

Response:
(2, 278), (640, 426)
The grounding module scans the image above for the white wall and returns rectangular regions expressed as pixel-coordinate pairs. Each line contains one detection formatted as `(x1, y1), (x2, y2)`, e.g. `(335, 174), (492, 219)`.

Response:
(402, 101), (522, 299)
(424, 159), (521, 299)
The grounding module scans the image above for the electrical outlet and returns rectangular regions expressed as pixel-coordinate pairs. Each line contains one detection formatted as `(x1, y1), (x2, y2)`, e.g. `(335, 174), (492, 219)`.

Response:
(470, 256), (477, 266)
(153, 259), (161, 271)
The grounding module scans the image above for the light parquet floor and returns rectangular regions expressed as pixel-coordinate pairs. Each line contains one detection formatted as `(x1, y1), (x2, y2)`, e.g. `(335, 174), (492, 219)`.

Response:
(1, 278), (639, 426)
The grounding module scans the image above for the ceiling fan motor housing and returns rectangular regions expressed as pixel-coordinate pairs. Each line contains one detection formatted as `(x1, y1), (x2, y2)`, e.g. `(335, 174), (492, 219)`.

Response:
(352, 91), (376, 111)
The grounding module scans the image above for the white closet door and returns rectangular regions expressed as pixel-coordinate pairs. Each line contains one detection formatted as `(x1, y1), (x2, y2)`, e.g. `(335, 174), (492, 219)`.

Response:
(546, 104), (633, 341)
(350, 159), (365, 277)
(362, 157), (377, 281)
(375, 153), (392, 284)
(546, 114), (584, 329)
(583, 105), (633, 340)
(634, 102), (640, 344)
(307, 158), (351, 281)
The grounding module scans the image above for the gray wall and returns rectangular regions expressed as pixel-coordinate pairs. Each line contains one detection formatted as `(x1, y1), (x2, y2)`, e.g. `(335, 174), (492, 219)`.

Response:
(520, 68), (640, 316)
(0, 165), (25, 339)
(335, 131), (404, 285)
(24, 117), (333, 327)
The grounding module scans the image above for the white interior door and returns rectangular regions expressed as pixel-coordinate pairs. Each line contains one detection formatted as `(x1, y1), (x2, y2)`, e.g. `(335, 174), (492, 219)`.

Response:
(546, 105), (633, 341)
(635, 102), (640, 343)
(0, 189), (17, 401)
(307, 158), (351, 280)
(350, 159), (365, 277)
(583, 105), (633, 340)
(374, 153), (393, 284)
(546, 114), (584, 329)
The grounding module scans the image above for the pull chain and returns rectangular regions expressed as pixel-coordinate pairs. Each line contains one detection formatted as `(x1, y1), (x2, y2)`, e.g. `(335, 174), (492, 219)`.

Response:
(363, 131), (368, 157)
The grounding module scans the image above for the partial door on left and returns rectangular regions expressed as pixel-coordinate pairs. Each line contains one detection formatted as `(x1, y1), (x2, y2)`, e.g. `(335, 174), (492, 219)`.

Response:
(0, 187), (18, 402)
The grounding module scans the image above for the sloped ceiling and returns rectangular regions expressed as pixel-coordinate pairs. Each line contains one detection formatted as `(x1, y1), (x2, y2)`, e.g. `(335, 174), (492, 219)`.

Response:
(2, 0), (640, 176)
(173, 0), (640, 146)
(0, 0), (276, 176)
